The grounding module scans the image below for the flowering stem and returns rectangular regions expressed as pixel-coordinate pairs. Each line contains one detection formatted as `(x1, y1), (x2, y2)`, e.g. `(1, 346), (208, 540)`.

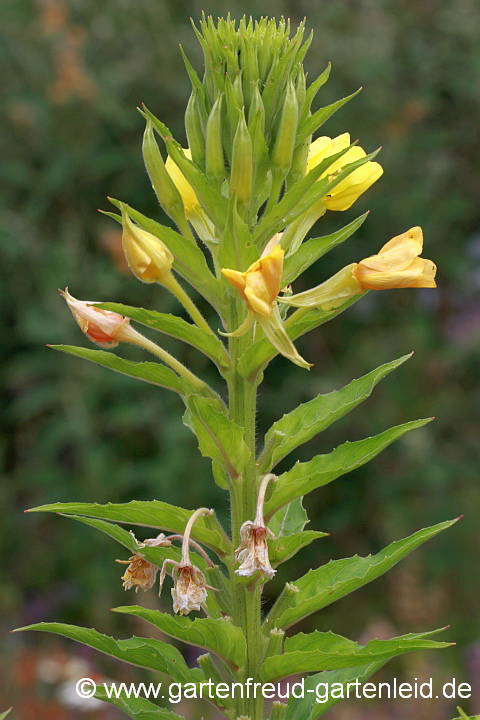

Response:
(162, 272), (215, 335)
(227, 294), (265, 720)
(125, 325), (207, 391)
(181, 508), (213, 565)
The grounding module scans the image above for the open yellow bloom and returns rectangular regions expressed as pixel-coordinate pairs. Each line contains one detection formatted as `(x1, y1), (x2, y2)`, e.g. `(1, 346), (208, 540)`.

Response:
(354, 227), (437, 289)
(279, 227), (436, 312)
(221, 246), (311, 369)
(307, 133), (383, 211)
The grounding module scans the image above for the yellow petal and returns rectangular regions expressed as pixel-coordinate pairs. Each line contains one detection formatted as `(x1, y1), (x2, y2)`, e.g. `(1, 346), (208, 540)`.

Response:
(165, 148), (199, 213)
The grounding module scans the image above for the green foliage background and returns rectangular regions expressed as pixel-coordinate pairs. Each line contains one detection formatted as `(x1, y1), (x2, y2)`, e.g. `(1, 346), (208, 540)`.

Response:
(1, 0), (479, 717)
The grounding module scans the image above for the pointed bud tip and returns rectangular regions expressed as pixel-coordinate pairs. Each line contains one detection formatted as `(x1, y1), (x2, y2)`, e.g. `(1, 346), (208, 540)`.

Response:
(456, 515), (464, 521)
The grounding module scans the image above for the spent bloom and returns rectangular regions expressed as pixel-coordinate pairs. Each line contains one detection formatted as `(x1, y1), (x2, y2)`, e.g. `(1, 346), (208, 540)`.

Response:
(280, 227), (437, 311)
(235, 474), (277, 581)
(117, 533), (172, 593)
(307, 132), (383, 211)
(221, 245), (311, 369)
(60, 288), (139, 348)
(159, 508), (217, 615)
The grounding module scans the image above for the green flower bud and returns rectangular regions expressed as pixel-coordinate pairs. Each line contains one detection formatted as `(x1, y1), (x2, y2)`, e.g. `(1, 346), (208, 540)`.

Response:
(185, 89), (205, 170)
(205, 92), (225, 181)
(233, 71), (244, 109)
(142, 119), (185, 224)
(248, 81), (265, 137)
(230, 109), (253, 207)
(287, 133), (311, 188)
(271, 76), (298, 176)
(295, 64), (306, 116)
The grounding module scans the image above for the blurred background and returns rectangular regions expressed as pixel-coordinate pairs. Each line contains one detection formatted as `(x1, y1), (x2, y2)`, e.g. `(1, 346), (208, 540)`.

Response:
(1, 0), (479, 718)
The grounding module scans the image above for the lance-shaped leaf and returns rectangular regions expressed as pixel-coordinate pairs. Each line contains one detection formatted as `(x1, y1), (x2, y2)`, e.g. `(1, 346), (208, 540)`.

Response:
(260, 628), (452, 682)
(264, 519), (459, 631)
(13, 624), (204, 683)
(282, 212), (369, 286)
(184, 395), (250, 480)
(263, 354), (413, 471)
(265, 419), (432, 518)
(26, 500), (229, 556)
(286, 660), (386, 720)
(237, 295), (364, 380)
(95, 688), (183, 720)
(296, 88), (362, 146)
(0, 711), (12, 720)
(269, 531), (328, 567)
(105, 199), (223, 314)
(96, 303), (230, 370)
(269, 497), (309, 536)
(113, 606), (246, 668)
(299, 63), (331, 126)
(142, 108), (229, 230)
(50, 346), (188, 394)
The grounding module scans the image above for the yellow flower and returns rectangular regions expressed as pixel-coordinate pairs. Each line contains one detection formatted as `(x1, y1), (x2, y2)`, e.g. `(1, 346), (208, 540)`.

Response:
(279, 227), (436, 312)
(221, 246), (311, 369)
(165, 148), (200, 215)
(354, 227), (437, 289)
(307, 132), (383, 211)
(222, 245), (284, 318)
(121, 204), (174, 284)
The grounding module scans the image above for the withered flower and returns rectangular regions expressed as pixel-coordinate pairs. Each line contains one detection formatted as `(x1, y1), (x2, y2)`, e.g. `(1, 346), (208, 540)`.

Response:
(235, 474), (277, 581)
(117, 533), (171, 593)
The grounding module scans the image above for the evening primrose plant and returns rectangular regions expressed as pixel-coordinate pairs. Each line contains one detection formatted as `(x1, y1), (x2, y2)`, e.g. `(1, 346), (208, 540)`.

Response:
(16, 15), (460, 720)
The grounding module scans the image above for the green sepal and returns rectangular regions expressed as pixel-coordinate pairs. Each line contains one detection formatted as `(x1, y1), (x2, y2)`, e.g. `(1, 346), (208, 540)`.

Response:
(184, 395), (251, 480)
(95, 688), (182, 720)
(219, 193), (259, 274)
(141, 107), (229, 230)
(112, 606), (246, 669)
(260, 628), (452, 682)
(282, 212), (370, 285)
(296, 87), (362, 146)
(49, 345), (188, 395)
(106, 199), (222, 313)
(26, 500), (229, 556)
(13, 623), (205, 683)
(264, 519), (460, 631)
(95, 303), (230, 370)
(263, 353), (413, 470)
(265, 418), (433, 518)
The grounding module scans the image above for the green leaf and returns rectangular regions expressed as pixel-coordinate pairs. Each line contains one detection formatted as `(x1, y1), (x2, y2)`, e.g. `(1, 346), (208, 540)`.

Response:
(282, 212), (369, 286)
(96, 303), (230, 370)
(50, 345), (188, 394)
(269, 530), (328, 567)
(218, 193), (259, 273)
(263, 354), (413, 470)
(237, 295), (364, 380)
(184, 395), (250, 479)
(106, 199), (223, 313)
(112, 606), (246, 668)
(13, 623), (204, 683)
(453, 711), (480, 720)
(260, 627), (452, 682)
(296, 88), (362, 145)
(95, 688), (182, 720)
(265, 419), (432, 518)
(286, 661), (386, 720)
(0, 711), (12, 720)
(269, 497), (309, 536)
(27, 500), (229, 556)
(265, 519), (459, 631)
